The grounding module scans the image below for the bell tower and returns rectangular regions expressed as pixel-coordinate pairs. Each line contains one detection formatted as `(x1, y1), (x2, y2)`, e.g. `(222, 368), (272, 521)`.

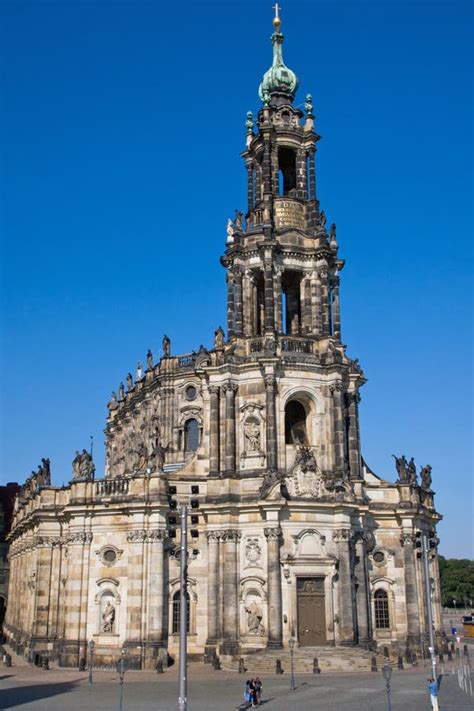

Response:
(222, 6), (344, 345)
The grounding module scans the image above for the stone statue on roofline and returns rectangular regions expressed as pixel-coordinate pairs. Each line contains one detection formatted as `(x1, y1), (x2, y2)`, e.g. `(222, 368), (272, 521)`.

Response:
(214, 326), (225, 350)
(420, 464), (432, 490)
(162, 335), (171, 357)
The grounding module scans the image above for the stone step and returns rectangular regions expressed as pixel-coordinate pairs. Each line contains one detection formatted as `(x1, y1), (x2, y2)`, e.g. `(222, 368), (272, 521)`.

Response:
(221, 646), (391, 674)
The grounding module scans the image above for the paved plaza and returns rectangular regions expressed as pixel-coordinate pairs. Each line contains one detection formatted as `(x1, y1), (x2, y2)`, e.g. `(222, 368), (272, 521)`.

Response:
(0, 654), (472, 711)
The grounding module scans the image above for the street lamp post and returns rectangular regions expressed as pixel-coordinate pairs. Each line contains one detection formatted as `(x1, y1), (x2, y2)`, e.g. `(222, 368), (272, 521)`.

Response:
(382, 661), (392, 711)
(422, 533), (437, 682)
(117, 647), (127, 711)
(288, 638), (296, 691)
(88, 639), (95, 686)
(178, 504), (188, 711)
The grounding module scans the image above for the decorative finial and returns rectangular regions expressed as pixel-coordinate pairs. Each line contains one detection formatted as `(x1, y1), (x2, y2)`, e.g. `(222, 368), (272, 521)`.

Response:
(258, 3), (298, 104)
(245, 111), (254, 133)
(273, 2), (282, 28)
(305, 93), (313, 115)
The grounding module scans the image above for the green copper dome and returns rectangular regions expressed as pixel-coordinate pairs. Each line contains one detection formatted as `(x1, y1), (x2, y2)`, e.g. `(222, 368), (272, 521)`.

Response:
(258, 13), (299, 105)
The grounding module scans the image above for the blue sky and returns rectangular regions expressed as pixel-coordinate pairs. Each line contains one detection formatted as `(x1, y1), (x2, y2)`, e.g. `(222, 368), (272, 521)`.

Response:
(0, 0), (472, 558)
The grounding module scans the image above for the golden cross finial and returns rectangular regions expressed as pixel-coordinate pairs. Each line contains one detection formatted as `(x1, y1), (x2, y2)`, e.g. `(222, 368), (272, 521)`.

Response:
(273, 3), (281, 19)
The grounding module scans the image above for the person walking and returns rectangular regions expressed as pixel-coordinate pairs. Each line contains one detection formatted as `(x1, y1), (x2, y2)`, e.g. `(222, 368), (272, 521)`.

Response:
(243, 679), (252, 709)
(427, 677), (440, 711)
(250, 678), (258, 707)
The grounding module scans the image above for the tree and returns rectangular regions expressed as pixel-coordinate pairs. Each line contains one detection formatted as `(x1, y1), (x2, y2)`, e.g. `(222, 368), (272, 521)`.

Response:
(438, 556), (474, 607)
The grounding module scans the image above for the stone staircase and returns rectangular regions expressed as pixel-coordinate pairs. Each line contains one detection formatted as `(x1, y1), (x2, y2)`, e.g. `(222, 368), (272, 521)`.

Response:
(222, 646), (390, 674)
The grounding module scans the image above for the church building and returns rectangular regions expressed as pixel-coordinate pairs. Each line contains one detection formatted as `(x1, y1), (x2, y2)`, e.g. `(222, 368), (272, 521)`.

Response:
(5, 10), (442, 670)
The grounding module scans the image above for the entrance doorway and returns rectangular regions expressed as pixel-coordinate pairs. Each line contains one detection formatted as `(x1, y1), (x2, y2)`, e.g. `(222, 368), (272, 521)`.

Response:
(297, 577), (326, 646)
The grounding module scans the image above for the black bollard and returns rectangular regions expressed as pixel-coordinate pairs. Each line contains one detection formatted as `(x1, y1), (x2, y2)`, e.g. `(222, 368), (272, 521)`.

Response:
(4, 653), (12, 668)
(275, 659), (284, 675)
(156, 659), (164, 674)
(41, 655), (49, 670)
(463, 645), (469, 657)
(447, 649), (453, 661)
(412, 653), (418, 667)
(383, 646), (390, 658)
(450, 642), (455, 653)
(397, 655), (404, 670)
(371, 655), (377, 672)
(212, 656), (221, 671)
(439, 653), (444, 663)
(313, 657), (320, 674)
(238, 657), (246, 674)
(78, 656), (86, 671)
(455, 648), (460, 659)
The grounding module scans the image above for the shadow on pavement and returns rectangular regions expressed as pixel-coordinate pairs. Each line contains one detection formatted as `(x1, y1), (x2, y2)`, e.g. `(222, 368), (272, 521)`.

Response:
(0, 680), (79, 709)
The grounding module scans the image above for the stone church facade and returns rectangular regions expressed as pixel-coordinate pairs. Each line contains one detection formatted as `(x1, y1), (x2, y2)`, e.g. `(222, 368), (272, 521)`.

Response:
(5, 12), (442, 669)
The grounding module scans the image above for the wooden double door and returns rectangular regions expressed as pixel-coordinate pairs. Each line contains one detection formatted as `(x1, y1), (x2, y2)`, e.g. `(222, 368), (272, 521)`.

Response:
(297, 577), (327, 646)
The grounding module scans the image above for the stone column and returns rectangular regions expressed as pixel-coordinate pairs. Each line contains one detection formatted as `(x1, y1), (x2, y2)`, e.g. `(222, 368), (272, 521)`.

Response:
(246, 159), (254, 212)
(300, 274), (312, 334)
(147, 531), (165, 640)
(274, 268), (283, 334)
(234, 268), (243, 336)
(346, 392), (361, 480)
(264, 527), (283, 648)
(296, 148), (307, 199)
(223, 382), (238, 472)
(208, 386), (220, 474)
(308, 148), (316, 199)
(226, 272), (235, 339)
(221, 530), (241, 654)
(401, 532), (421, 647)
(333, 529), (355, 645)
(310, 271), (322, 336)
(126, 530), (147, 649)
(353, 535), (369, 645)
(330, 382), (345, 473)
(264, 260), (275, 334)
(264, 375), (278, 470)
(332, 278), (341, 340)
(206, 532), (220, 646)
(319, 266), (330, 336)
(262, 140), (272, 195)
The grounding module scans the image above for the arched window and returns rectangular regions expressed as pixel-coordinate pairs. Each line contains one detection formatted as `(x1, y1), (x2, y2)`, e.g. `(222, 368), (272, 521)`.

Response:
(285, 400), (308, 445)
(185, 418), (199, 451)
(172, 590), (190, 634)
(278, 147), (296, 195)
(374, 589), (390, 629)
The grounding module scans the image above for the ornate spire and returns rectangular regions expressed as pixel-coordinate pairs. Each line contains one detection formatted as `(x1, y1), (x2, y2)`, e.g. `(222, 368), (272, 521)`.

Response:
(258, 4), (299, 105)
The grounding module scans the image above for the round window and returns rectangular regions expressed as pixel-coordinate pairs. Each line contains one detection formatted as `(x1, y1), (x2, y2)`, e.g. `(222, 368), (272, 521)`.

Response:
(103, 548), (117, 564)
(373, 551), (385, 564)
(185, 385), (197, 401)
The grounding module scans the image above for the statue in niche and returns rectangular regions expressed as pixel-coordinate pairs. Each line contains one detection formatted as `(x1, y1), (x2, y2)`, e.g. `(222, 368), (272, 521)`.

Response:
(244, 418), (261, 453)
(214, 326), (225, 350)
(392, 454), (409, 483)
(245, 601), (264, 636)
(420, 464), (432, 490)
(101, 600), (116, 633)
(162, 335), (171, 357)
